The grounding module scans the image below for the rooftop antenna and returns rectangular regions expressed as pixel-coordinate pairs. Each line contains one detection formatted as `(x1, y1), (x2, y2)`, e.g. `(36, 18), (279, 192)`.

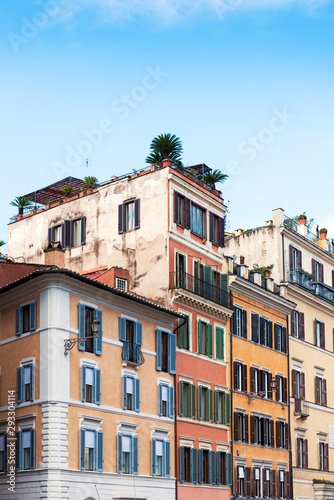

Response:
(84, 158), (91, 168)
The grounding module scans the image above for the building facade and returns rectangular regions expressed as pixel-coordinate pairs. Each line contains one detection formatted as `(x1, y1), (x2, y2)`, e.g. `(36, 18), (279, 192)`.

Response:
(0, 267), (180, 500)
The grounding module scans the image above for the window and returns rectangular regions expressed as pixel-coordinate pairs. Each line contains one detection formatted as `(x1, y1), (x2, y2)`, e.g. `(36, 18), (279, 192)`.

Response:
(319, 442), (329, 471)
(80, 429), (104, 471)
(174, 191), (190, 228)
(260, 317), (273, 348)
(0, 434), (7, 472)
(158, 383), (174, 418)
(234, 307), (247, 338)
(250, 367), (260, 394)
(312, 259), (324, 282)
(215, 391), (231, 425)
(115, 277), (127, 292)
(17, 364), (34, 403)
(296, 438), (308, 468)
(234, 412), (248, 443)
(291, 311), (305, 340)
(253, 468), (261, 497)
(315, 377), (327, 406)
(289, 245), (302, 271)
(176, 252), (187, 288)
(81, 366), (101, 404)
(250, 416), (273, 446)
(217, 451), (233, 486)
(180, 447), (197, 483)
(277, 470), (291, 499)
(263, 468), (272, 498)
(236, 466), (248, 496)
(276, 421), (288, 449)
(15, 429), (35, 470)
(179, 381), (196, 418)
(48, 217), (86, 248)
(198, 386), (213, 422)
(261, 370), (270, 398)
(15, 302), (36, 335)
(156, 330), (176, 374)
(122, 375), (140, 412)
(314, 320), (325, 348)
(117, 434), (138, 474)
(234, 362), (247, 392)
(216, 326), (225, 360)
(251, 312), (259, 343)
(119, 318), (142, 364)
(275, 324), (287, 353)
(199, 449), (215, 484)
(118, 199), (140, 233)
(198, 320), (212, 356)
(178, 315), (190, 350)
(292, 369), (305, 401)
(191, 203), (206, 238)
(209, 212), (225, 247)
(276, 375), (288, 404)
(78, 304), (102, 355)
(151, 439), (170, 477)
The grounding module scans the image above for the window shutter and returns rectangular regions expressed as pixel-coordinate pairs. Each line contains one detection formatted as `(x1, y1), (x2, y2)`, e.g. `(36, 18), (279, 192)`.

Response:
(291, 313), (295, 337)
(260, 317), (265, 344)
(268, 372), (273, 399)
(168, 333), (176, 374)
(134, 199), (140, 229)
(78, 304), (86, 351)
(165, 441), (171, 477)
(216, 451), (222, 485)
(251, 313), (259, 342)
(304, 439), (308, 468)
(168, 386), (174, 418)
(198, 386), (203, 420)
(250, 416), (255, 443)
(158, 384), (162, 416)
(180, 447), (185, 483)
(234, 362), (238, 390)
(207, 323), (213, 358)
(48, 227), (53, 244)
(226, 452), (232, 486)
(80, 216), (86, 245)
(214, 391), (219, 422)
(209, 212), (214, 242)
(119, 317), (127, 341)
(297, 438), (301, 467)
(246, 467), (252, 497)
(271, 469), (276, 499)
(292, 370), (297, 398)
(191, 448), (198, 483)
(286, 471), (290, 498)
(323, 378), (327, 406)
(250, 367), (255, 393)
(332, 270), (334, 288)
(219, 216), (225, 247)
(276, 421), (280, 448)
(132, 436), (139, 475)
(28, 364), (34, 402)
(81, 366), (86, 402)
(268, 321), (273, 347)
(242, 364), (247, 392)
(64, 220), (72, 247)
(179, 381), (184, 416)
(285, 423), (289, 450)
(283, 377), (288, 403)
(118, 204), (124, 234)
(270, 421), (274, 447)
(79, 429), (85, 471)
(224, 392), (231, 425)
(233, 307), (237, 335)
(314, 320), (318, 345)
(282, 327), (287, 353)
(134, 322), (143, 346)
(15, 307), (23, 335)
(17, 367), (23, 404)
(297, 249), (302, 269)
(29, 302), (37, 331)
(95, 431), (104, 472)
(174, 192), (179, 224)
(117, 434), (122, 473)
(94, 309), (103, 355)
(315, 376), (320, 404)
(122, 376), (127, 410)
(209, 451), (216, 485)
(15, 431), (22, 471)
(245, 414), (249, 443)
(319, 263), (324, 283)
(301, 372), (305, 400)
(263, 469), (268, 498)
(94, 369), (101, 405)
(135, 378), (140, 412)
(156, 329), (162, 371)
(151, 439), (156, 476)
(185, 198), (191, 229)
(320, 322), (325, 349)
(191, 384), (196, 418)
(198, 449), (204, 483)
(289, 245), (293, 270)
(299, 313), (305, 340)
(325, 443), (329, 472)
(209, 389), (214, 422)
(234, 412), (239, 441)
(198, 320), (202, 354)
(242, 310), (247, 339)
(275, 324), (279, 350)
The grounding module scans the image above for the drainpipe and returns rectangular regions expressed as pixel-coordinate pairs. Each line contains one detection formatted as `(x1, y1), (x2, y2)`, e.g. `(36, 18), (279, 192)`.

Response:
(282, 233), (286, 283)
(287, 314), (293, 500)
(230, 290), (235, 498)
(173, 317), (188, 500)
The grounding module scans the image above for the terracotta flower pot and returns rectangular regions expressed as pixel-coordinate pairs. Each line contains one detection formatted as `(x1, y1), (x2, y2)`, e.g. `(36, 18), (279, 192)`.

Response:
(298, 217), (307, 225)
(320, 232), (327, 239)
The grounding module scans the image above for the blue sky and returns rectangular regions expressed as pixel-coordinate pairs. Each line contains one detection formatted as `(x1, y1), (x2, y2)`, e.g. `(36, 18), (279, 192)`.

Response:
(1, 0), (334, 250)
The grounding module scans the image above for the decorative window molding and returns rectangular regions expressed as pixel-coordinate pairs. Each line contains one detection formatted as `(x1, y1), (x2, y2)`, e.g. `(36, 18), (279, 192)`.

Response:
(79, 416), (103, 431)
(157, 377), (171, 386)
(179, 437), (195, 448)
(292, 358), (303, 371)
(179, 374), (194, 384)
(150, 428), (170, 440)
(117, 422), (138, 436)
(198, 439), (213, 450)
(80, 358), (98, 368)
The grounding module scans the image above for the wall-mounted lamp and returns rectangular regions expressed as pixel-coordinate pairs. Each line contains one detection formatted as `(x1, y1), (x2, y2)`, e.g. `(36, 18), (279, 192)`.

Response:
(64, 317), (101, 356)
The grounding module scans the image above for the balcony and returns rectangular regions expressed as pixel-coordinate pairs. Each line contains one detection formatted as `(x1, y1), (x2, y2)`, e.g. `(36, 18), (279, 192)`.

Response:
(122, 341), (145, 366)
(294, 398), (309, 419)
(169, 271), (229, 308)
(289, 269), (334, 305)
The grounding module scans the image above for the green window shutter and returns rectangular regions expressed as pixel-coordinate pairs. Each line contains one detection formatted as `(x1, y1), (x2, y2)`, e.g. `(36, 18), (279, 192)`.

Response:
(15, 307), (23, 335)
(220, 273), (228, 293)
(199, 386), (203, 420)
(198, 320), (202, 353)
(179, 318), (183, 348)
(81, 366), (86, 402)
(94, 309), (103, 355)
(223, 392), (231, 425)
(29, 302), (36, 331)
(151, 439), (156, 476)
(179, 381), (184, 416)
(78, 304), (86, 351)
(209, 389), (214, 422)
(216, 327), (224, 360)
(209, 451), (216, 484)
(190, 384), (196, 419)
(207, 323), (213, 358)
(214, 391), (219, 422)
(94, 369), (101, 405)
(79, 429), (85, 471)
(225, 452), (233, 486)
(180, 447), (185, 482)
(156, 329), (162, 371)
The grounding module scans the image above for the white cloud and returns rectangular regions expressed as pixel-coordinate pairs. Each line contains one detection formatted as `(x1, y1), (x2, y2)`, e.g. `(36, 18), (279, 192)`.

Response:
(71, 0), (329, 25)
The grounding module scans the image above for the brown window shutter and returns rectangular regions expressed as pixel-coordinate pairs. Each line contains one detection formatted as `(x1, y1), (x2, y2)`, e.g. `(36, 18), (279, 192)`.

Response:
(245, 467), (251, 497)
(263, 469), (268, 498)
(289, 245), (293, 270)
(332, 270), (334, 288)
(270, 421), (275, 447)
(320, 322), (325, 349)
(325, 443), (329, 471)
(250, 367), (255, 393)
(242, 364), (247, 393)
(297, 250), (302, 269)
(301, 372), (305, 400)
(234, 362), (238, 390)
(292, 370), (297, 398)
(304, 439), (308, 468)
(297, 438), (301, 467)
(315, 376), (320, 404)
(209, 212), (214, 243)
(118, 204), (124, 234)
(268, 373), (273, 399)
(174, 191), (179, 224)
(291, 312), (295, 337)
(134, 199), (140, 229)
(276, 421), (280, 448)
(234, 412), (239, 441)
(299, 312), (305, 340)
(244, 414), (249, 443)
(219, 216), (225, 247)
(285, 423), (289, 450)
(250, 416), (255, 443)
(312, 258), (316, 279)
(271, 469), (276, 499)
(285, 471), (290, 498)
(319, 263), (324, 283)
(323, 378), (327, 406)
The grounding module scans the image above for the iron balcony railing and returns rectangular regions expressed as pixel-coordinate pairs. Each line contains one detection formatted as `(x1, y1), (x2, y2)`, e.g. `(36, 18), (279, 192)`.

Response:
(122, 341), (145, 366)
(289, 269), (334, 304)
(283, 215), (334, 254)
(169, 271), (229, 308)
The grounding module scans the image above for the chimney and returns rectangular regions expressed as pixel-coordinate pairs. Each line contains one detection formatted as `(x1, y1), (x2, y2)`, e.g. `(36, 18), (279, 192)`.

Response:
(240, 256), (245, 265)
(297, 215), (308, 237)
(239, 265), (249, 279)
(272, 208), (284, 227)
(44, 247), (65, 267)
(162, 159), (173, 168)
(265, 220), (273, 227)
(234, 229), (244, 237)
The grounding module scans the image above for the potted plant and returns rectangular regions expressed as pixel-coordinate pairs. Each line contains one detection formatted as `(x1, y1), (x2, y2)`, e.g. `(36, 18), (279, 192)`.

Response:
(265, 269), (271, 278)
(83, 176), (98, 194)
(10, 196), (33, 218)
(60, 185), (75, 198)
(319, 228), (327, 239)
(298, 214), (307, 224)
(44, 198), (52, 209)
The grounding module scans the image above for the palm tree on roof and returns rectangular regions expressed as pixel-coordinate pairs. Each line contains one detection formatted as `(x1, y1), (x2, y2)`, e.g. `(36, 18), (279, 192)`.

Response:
(146, 133), (183, 168)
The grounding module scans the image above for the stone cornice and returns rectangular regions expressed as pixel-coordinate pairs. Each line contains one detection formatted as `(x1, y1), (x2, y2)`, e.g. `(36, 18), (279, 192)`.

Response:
(170, 289), (232, 320)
